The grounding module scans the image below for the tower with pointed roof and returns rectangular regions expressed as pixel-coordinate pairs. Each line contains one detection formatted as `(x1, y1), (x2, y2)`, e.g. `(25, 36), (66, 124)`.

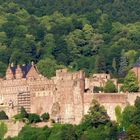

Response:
(15, 65), (23, 79)
(26, 62), (40, 79)
(6, 65), (14, 80)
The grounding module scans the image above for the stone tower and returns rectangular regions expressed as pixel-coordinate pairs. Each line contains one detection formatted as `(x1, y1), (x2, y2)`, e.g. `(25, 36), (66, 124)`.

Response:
(73, 70), (85, 124)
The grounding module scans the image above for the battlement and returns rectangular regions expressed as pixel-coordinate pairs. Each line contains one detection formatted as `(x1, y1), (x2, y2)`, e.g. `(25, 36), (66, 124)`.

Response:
(55, 69), (85, 81)
(92, 73), (110, 80)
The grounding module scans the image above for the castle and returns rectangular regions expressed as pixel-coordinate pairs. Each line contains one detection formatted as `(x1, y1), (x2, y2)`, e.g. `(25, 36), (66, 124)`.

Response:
(0, 63), (140, 124)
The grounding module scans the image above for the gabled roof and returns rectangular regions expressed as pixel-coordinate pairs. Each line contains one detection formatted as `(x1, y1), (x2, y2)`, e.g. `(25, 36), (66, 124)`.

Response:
(21, 64), (32, 78)
(26, 64), (39, 79)
(10, 64), (32, 78)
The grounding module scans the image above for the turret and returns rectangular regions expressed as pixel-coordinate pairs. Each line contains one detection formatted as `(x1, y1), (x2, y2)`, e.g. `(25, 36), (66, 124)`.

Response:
(6, 64), (14, 80)
(15, 65), (23, 79)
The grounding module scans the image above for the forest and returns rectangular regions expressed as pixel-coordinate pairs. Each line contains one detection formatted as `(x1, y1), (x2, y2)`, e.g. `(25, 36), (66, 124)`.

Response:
(0, 0), (140, 79)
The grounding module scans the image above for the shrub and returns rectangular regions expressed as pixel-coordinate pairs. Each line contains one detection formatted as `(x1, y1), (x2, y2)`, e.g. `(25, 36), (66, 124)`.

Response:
(0, 122), (7, 139)
(41, 113), (50, 122)
(115, 105), (122, 125)
(20, 106), (28, 118)
(28, 113), (41, 123)
(93, 86), (103, 93)
(13, 113), (23, 120)
(121, 71), (139, 92)
(0, 111), (8, 120)
(104, 80), (117, 93)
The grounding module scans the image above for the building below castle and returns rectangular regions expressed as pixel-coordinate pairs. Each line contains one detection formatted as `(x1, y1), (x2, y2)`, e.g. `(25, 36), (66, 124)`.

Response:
(0, 63), (140, 124)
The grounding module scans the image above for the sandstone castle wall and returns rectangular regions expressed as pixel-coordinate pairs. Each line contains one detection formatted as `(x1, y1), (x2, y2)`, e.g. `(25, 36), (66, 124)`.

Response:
(0, 64), (140, 124)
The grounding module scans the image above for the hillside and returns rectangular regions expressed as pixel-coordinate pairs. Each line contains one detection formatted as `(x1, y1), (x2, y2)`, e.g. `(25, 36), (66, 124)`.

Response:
(0, 0), (140, 78)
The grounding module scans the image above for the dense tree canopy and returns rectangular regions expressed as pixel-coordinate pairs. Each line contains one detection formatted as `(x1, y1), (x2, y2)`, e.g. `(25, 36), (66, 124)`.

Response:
(0, 1), (140, 78)
(121, 71), (139, 92)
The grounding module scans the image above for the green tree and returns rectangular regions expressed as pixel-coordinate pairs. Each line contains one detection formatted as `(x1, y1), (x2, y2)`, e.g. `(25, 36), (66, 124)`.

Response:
(121, 105), (135, 130)
(132, 97), (140, 127)
(115, 105), (122, 125)
(82, 99), (110, 128)
(37, 134), (46, 140)
(126, 124), (140, 140)
(112, 58), (117, 74)
(104, 80), (117, 93)
(122, 71), (139, 92)
(118, 50), (128, 78)
(37, 58), (64, 78)
(95, 55), (106, 73)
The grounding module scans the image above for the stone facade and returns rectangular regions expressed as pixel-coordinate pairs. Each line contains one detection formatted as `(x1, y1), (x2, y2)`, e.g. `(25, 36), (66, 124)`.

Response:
(0, 64), (140, 124)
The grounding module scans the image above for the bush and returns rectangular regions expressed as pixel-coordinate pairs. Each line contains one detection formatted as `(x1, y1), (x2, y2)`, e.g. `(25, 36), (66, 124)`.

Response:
(0, 122), (7, 139)
(41, 113), (50, 122)
(104, 80), (117, 93)
(121, 71), (139, 92)
(0, 111), (8, 120)
(20, 106), (28, 118)
(93, 86), (103, 93)
(13, 114), (23, 120)
(28, 113), (41, 123)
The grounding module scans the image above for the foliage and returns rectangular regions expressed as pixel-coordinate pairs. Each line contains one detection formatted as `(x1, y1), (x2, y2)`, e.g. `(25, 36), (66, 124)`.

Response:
(17, 125), (50, 140)
(132, 97), (140, 127)
(48, 124), (77, 140)
(115, 105), (122, 125)
(0, 111), (8, 120)
(121, 71), (139, 92)
(41, 113), (50, 122)
(13, 113), (23, 121)
(126, 124), (140, 140)
(0, 1), (140, 77)
(118, 50), (128, 78)
(82, 99), (110, 129)
(121, 105), (135, 130)
(20, 106), (28, 118)
(104, 80), (117, 93)
(120, 97), (140, 139)
(13, 107), (28, 122)
(93, 86), (103, 93)
(0, 122), (7, 140)
(37, 58), (64, 78)
(28, 113), (41, 124)
(79, 99), (118, 140)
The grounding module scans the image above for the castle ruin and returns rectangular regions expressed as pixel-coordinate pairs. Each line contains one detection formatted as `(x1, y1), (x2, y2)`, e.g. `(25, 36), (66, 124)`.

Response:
(0, 63), (140, 124)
